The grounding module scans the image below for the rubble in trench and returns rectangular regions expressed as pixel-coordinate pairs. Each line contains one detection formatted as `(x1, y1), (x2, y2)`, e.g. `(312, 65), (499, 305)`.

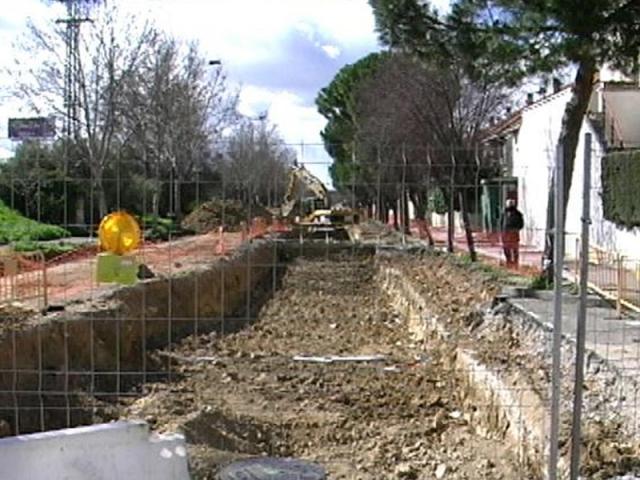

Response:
(385, 254), (640, 480)
(125, 255), (528, 480)
(123, 252), (640, 479)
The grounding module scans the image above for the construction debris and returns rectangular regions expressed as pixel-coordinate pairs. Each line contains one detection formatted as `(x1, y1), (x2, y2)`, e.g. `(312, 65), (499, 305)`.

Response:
(181, 199), (270, 233)
(124, 257), (528, 479)
(291, 354), (386, 364)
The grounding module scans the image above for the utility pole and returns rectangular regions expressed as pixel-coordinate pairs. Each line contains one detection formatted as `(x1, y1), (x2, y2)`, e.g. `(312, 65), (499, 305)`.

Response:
(55, 0), (92, 227)
(56, 0), (92, 140)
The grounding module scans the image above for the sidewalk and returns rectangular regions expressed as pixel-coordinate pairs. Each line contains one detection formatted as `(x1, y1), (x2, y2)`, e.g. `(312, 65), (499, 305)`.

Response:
(427, 227), (543, 272)
(425, 226), (640, 379)
(509, 291), (640, 375)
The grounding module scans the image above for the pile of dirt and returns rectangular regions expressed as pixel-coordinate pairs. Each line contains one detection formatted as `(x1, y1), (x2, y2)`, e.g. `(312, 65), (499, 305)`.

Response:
(351, 220), (425, 245)
(182, 199), (270, 233)
(124, 257), (528, 479)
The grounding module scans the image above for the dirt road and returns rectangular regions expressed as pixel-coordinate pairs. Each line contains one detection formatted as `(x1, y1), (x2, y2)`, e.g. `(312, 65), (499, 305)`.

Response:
(30, 232), (245, 306)
(124, 256), (528, 479)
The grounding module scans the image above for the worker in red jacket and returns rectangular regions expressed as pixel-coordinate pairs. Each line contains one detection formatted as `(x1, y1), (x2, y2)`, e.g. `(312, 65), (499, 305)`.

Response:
(500, 199), (524, 268)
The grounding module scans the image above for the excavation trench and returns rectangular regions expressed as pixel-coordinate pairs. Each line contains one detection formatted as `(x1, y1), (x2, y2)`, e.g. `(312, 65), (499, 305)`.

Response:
(0, 241), (373, 435)
(121, 247), (541, 480)
(0, 242), (627, 479)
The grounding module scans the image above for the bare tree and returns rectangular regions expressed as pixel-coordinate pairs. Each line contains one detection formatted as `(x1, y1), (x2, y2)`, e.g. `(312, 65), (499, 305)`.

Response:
(9, 4), (158, 220)
(122, 37), (239, 219)
(222, 120), (293, 207)
(354, 53), (507, 258)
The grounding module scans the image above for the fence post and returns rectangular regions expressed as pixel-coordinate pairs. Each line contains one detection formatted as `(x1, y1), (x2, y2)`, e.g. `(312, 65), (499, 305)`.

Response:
(617, 254), (623, 315)
(215, 226), (226, 255)
(569, 132), (592, 480)
(575, 237), (580, 288)
(240, 222), (247, 242)
(548, 143), (565, 480)
(42, 258), (48, 309)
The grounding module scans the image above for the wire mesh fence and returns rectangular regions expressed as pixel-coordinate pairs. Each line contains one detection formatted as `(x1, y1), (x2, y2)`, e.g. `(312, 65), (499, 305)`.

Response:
(0, 140), (638, 479)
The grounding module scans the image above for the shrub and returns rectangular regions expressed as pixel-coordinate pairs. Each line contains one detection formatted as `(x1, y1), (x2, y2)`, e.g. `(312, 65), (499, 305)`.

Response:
(602, 150), (640, 229)
(0, 200), (70, 244)
(13, 240), (78, 260)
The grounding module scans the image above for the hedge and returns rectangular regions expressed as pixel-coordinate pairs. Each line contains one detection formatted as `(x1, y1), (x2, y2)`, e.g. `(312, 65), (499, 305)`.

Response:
(602, 150), (640, 229)
(0, 199), (70, 244)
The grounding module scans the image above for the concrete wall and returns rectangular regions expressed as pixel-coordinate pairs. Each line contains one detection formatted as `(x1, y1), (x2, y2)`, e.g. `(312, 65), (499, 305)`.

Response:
(0, 420), (189, 480)
(604, 88), (640, 148)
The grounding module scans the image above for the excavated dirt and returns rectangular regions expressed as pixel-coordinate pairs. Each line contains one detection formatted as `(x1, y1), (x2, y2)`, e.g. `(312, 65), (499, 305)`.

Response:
(384, 253), (640, 480)
(124, 256), (530, 479)
(182, 199), (271, 233)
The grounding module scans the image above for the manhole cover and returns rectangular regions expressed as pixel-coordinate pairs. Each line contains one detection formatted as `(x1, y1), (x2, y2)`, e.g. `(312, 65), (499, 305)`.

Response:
(217, 457), (327, 480)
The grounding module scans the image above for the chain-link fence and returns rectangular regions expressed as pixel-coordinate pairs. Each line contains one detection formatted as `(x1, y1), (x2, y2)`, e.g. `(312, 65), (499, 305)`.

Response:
(0, 139), (638, 479)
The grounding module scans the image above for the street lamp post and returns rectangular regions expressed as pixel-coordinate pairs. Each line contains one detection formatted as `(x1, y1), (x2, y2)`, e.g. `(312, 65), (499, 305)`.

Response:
(171, 60), (221, 221)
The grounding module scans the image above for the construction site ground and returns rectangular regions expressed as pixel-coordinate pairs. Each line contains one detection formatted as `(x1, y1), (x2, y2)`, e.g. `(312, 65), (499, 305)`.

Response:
(37, 232), (244, 306)
(4, 223), (640, 478)
(123, 256), (530, 480)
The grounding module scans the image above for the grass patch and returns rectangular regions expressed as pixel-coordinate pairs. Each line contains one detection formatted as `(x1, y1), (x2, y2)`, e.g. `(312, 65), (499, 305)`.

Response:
(529, 274), (553, 290)
(454, 253), (513, 282)
(0, 200), (69, 243)
(13, 240), (79, 261)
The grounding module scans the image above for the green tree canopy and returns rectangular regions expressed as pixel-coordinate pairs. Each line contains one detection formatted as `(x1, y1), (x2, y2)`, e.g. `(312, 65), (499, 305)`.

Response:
(369, 0), (640, 274)
(316, 52), (387, 190)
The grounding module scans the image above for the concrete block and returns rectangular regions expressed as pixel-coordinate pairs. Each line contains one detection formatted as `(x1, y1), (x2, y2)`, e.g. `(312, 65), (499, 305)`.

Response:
(0, 420), (190, 480)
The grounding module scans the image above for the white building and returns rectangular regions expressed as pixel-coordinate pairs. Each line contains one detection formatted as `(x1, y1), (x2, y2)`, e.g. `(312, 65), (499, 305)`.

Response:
(486, 75), (640, 260)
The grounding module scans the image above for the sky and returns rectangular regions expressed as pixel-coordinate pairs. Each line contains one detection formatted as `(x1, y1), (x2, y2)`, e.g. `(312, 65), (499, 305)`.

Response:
(0, 0), (451, 185)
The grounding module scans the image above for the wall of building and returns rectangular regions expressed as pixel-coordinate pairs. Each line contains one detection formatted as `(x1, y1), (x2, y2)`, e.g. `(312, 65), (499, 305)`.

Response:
(512, 89), (569, 248)
(512, 87), (640, 259)
(604, 88), (640, 148)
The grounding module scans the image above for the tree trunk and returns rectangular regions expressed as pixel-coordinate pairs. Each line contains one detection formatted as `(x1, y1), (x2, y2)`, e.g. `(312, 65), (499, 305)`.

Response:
(412, 192), (435, 246)
(97, 184), (107, 219)
(75, 196), (85, 226)
(392, 204), (399, 230)
(402, 192), (411, 234)
(152, 190), (160, 217)
(153, 162), (161, 217)
(173, 177), (182, 222)
(542, 58), (597, 280)
(445, 188), (455, 253)
(460, 190), (477, 261)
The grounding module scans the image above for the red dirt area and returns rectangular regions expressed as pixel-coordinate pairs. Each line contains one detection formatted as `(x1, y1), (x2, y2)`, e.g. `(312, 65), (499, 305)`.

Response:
(42, 232), (247, 305)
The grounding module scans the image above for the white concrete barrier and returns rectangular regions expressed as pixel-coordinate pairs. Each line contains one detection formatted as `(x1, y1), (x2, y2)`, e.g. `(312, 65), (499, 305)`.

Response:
(0, 420), (190, 480)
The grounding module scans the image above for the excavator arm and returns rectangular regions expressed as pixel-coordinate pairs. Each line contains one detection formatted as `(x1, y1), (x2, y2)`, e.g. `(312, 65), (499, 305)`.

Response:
(280, 165), (329, 217)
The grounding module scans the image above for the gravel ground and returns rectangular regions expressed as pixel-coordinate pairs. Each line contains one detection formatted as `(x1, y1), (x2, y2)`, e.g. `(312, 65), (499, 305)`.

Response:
(124, 256), (530, 479)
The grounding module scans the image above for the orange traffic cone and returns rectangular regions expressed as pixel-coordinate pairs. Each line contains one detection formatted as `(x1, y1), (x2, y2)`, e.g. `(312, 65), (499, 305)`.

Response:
(215, 226), (226, 255)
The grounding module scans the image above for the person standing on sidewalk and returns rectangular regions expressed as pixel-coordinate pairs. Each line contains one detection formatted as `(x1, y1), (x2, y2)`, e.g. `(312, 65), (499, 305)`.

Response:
(500, 199), (524, 267)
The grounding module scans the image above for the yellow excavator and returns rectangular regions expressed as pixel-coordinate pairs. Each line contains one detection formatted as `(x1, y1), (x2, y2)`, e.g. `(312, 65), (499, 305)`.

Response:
(270, 165), (358, 239)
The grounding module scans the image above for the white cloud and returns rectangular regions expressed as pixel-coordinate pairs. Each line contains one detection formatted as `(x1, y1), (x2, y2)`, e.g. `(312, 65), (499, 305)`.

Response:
(120, 0), (377, 69)
(321, 45), (341, 59)
(0, 145), (13, 159)
(238, 85), (322, 142)
(0, 0), (380, 185)
(238, 84), (331, 184)
(431, 0), (453, 14)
